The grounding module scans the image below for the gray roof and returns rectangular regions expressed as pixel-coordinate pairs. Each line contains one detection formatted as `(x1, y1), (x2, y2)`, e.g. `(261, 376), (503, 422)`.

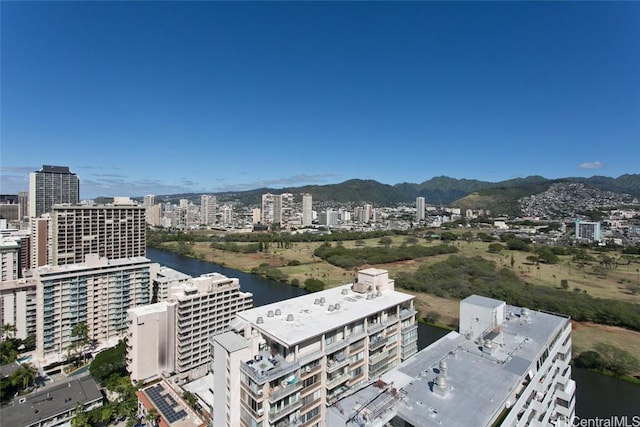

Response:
(212, 331), (249, 353)
(0, 375), (102, 427)
(328, 304), (569, 427)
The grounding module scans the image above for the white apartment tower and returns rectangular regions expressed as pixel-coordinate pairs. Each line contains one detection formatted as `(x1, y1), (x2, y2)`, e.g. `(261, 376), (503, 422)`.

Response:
(29, 165), (80, 218)
(302, 193), (313, 226)
(0, 238), (20, 281)
(127, 272), (253, 384)
(416, 196), (425, 221)
(200, 194), (217, 225)
(143, 195), (156, 207)
(0, 279), (37, 340)
(32, 254), (153, 362)
(212, 268), (418, 427)
(327, 295), (576, 427)
(51, 201), (146, 265)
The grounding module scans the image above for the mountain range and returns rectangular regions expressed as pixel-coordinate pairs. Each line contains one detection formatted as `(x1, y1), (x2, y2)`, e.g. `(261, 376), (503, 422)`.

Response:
(140, 174), (640, 217)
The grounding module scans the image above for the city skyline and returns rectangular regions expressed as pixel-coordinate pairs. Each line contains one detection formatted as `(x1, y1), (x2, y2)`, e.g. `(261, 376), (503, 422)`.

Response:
(2, 1), (639, 199)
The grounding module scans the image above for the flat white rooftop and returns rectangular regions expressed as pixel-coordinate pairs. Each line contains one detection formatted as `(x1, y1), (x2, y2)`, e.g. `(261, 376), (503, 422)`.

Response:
(328, 304), (570, 427)
(236, 283), (413, 347)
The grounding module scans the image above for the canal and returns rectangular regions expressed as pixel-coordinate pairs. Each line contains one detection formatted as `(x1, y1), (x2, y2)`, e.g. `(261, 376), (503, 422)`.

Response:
(147, 247), (640, 419)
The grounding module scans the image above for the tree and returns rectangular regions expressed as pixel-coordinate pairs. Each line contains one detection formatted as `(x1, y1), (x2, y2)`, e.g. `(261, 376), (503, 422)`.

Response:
(71, 405), (91, 427)
(560, 279), (569, 290)
(69, 322), (90, 366)
(90, 340), (127, 385)
(1, 323), (17, 341)
(378, 237), (393, 247)
(146, 407), (160, 426)
(574, 351), (603, 369)
(304, 278), (325, 292)
(594, 343), (640, 376)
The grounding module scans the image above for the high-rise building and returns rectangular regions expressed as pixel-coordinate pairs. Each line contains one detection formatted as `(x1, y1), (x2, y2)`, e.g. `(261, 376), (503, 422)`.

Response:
(220, 205), (233, 226)
(18, 191), (28, 220)
(0, 278), (37, 340)
(32, 254), (154, 362)
(0, 238), (20, 281)
(200, 195), (217, 225)
(30, 215), (51, 269)
(327, 295), (575, 427)
(302, 193), (313, 226)
(212, 268), (418, 427)
(127, 272), (253, 383)
(143, 195), (156, 207)
(29, 165), (80, 218)
(416, 196), (425, 221)
(51, 200), (146, 265)
(574, 219), (601, 242)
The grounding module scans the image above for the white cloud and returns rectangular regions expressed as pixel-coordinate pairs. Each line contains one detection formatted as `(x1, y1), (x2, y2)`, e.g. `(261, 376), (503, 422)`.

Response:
(578, 161), (603, 169)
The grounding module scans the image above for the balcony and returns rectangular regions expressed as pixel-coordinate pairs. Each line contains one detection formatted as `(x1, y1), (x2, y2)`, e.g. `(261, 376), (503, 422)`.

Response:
(241, 352), (299, 385)
(400, 308), (417, 320)
(269, 399), (301, 423)
(269, 379), (303, 402)
(368, 322), (385, 335)
(326, 357), (349, 373)
(369, 351), (388, 365)
(369, 336), (388, 351)
(326, 372), (350, 389)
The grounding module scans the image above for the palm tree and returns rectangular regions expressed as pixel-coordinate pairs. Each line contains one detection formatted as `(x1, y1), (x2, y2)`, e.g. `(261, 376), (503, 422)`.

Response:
(1, 323), (17, 341)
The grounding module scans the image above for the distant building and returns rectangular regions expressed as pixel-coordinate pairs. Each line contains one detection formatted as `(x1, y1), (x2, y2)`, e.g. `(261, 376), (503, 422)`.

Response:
(29, 216), (51, 269)
(302, 193), (313, 226)
(574, 219), (601, 242)
(212, 268), (418, 427)
(416, 197), (425, 221)
(327, 295), (575, 427)
(143, 194), (156, 207)
(127, 272), (253, 384)
(200, 195), (217, 225)
(51, 200), (146, 265)
(29, 165), (80, 218)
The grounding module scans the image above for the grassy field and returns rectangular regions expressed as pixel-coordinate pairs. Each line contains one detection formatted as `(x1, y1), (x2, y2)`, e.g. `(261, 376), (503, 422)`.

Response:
(161, 235), (640, 366)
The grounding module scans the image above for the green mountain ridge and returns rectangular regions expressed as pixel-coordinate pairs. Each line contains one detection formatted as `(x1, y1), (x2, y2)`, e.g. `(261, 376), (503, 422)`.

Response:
(135, 174), (640, 215)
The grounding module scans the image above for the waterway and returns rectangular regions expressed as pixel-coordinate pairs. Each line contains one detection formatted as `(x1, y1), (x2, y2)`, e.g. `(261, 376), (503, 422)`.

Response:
(146, 247), (640, 419)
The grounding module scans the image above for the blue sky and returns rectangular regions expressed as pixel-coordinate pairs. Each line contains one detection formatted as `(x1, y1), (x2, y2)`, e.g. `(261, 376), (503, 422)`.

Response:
(1, 1), (639, 200)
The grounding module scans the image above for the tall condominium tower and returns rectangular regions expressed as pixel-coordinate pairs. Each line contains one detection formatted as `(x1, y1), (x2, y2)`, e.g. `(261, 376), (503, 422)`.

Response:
(29, 165), (80, 218)
(200, 194), (217, 225)
(32, 254), (154, 362)
(416, 196), (425, 221)
(51, 199), (146, 265)
(302, 193), (313, 226)
(212, 268), (418, 427)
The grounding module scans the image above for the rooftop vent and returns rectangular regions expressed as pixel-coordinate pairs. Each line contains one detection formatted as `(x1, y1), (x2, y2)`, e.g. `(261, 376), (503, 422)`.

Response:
(275, 309), (281, 316)
(286, 314), (294, 322)
(267, 310), (274, 317)
(341, 289), (349, 295)
(366, 293), (373, 300)
(320, 297), (326, 304)
(376, 289), (382, 297)
(439, 360), (448, 375)
(257, 316), (264, 324)
(334, 303), (340, 310)
(314, 299), (320, 305)
(328, 305), (335, 312)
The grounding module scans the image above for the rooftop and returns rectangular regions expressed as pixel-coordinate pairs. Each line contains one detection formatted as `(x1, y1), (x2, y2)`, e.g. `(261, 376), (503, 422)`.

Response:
(235, 283), (413, 347)
(328, 303), (570, 427)
(0, 375), (102, 426)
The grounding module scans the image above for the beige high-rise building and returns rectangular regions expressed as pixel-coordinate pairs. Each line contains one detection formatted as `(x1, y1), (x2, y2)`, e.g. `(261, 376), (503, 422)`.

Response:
(127, 272), (253, 384)
(30, 215), (51, 269)
(0, 278), (37, 340)
(200, 194), (217, 225)
(212, 268), (418, 427)
(51, 200), (146, 265)
(302, 193), (313, 226)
